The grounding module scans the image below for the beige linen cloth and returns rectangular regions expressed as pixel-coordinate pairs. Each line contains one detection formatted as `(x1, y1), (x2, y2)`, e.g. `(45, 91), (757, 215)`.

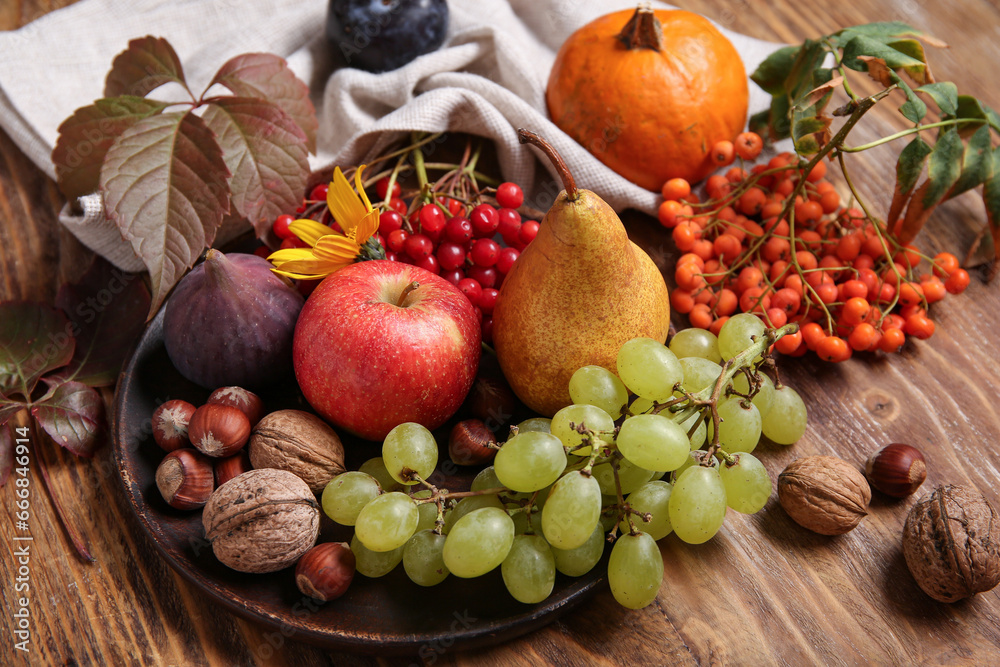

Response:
(0, 0), (781, 273)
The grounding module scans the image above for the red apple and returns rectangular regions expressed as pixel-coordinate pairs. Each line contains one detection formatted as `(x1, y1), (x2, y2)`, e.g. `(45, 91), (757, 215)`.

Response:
(293, 260), (481, 441)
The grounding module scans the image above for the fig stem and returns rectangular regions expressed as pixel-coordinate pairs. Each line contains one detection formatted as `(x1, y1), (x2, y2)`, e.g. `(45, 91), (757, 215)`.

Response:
(517, 129), (578, 201)
(396, 281), (420, 307)
(616, 5), (663, 52)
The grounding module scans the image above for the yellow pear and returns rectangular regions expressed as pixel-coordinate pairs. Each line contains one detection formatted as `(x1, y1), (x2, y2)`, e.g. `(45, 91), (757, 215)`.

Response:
(493, 130), (671, 417)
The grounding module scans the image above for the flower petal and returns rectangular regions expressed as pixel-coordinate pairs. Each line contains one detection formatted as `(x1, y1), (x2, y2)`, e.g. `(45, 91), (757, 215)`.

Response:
(289, 219), (335, 247)
(313, 235), (361, 262)
(354, 164), (372, 211)
(267, 247), (316, 264)
(350, 209), (380, 244)
(327, 167), (367, 234)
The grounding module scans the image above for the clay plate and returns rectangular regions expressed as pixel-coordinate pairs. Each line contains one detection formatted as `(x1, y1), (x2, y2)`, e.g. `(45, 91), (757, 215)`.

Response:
(112, 309), (607, 655)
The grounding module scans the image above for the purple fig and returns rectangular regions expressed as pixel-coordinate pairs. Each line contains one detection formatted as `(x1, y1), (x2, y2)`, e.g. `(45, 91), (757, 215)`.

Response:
(163, 250), (304, 389)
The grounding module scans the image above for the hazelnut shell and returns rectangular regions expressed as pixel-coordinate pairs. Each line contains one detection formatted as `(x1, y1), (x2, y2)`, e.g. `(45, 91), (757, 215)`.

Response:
(155, 448), (214, 510)
(151, 400), (197, 452)
(865, 443), (926, 498)
(189, 403), (251, 457)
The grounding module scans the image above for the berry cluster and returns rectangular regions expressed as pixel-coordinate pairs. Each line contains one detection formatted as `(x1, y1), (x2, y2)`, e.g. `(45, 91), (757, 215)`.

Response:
(658, 132), (971, 363)
(268, 179), (536, 344)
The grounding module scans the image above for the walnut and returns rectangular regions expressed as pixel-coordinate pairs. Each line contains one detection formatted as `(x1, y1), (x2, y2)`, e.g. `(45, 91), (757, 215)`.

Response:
(249, 410), (346, 493)
(202, 468), (320, 573)
(902, 484), (1000, 603)
(777, 455), (871, 535)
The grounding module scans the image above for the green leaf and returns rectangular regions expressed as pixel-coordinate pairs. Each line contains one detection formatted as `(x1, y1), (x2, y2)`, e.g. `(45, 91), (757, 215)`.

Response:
(748, 109), (771, 138)
(896, 136), (933, 195)
(208, 53), (318, 153)
(785, 40), (828, 100)
(768, 94), (792, 141)
(842, 34), (926, 72)
(954, 95), (994, 134)
(750, 45), (800, 95)
(104, 36), (187, 98)
(201, 97), (309, 239)
(51, 97), (170, 204)
(950, 125), (994, 198)
(887, 39), (932, 85)
(30, 379), (104, 457)
(0, 423), (12, 487)
(923, 128), (964, 208)
(984, 103), (1000, 133)
(793, 116), (831, 140)
(984, 147), (1000, 225)
(0, 303), (74, 400)
(916, 82), (958, 116)
(834, 22), (945, 48)
(53, 257), (150, 387)
(100, 111), (231, 317)
(897, 79), (928, 123)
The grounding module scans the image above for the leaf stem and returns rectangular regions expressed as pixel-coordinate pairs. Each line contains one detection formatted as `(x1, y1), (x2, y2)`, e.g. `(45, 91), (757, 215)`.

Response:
(840, 118), (981, 153)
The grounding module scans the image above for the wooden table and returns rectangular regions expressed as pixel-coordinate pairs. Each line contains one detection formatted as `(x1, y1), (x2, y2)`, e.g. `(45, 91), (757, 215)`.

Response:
(3, 1), (1000, 664)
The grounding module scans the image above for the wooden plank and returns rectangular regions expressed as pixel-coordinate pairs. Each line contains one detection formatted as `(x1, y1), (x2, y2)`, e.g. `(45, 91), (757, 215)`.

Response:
(2, 0), (1000, 665)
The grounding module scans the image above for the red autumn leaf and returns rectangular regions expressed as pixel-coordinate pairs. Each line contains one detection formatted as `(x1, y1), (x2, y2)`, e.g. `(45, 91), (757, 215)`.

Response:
(30, 379), (105, 457)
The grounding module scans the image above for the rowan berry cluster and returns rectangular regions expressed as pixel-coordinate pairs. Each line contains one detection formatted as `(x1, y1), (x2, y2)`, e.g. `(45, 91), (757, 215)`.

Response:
(659, 132), (970, 362)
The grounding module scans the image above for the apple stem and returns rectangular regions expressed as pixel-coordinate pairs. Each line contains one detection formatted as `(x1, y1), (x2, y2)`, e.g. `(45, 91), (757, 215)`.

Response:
(396, 281), (420, 307)
(517, 129), (578, 201)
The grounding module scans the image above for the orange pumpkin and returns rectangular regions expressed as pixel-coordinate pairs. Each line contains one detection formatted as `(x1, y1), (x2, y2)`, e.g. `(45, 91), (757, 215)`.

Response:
(546, 6), (749, 191)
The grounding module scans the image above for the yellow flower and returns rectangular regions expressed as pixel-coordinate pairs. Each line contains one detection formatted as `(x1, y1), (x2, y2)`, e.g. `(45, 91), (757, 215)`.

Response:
(268, 165), (383, 280)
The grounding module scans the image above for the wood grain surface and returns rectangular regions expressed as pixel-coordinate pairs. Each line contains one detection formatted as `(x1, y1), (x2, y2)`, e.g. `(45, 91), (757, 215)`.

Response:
(2, 1), (1000, 665)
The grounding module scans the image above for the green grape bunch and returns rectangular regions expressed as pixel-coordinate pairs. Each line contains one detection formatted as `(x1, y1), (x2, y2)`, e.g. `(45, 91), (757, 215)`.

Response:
(319, 322), (806, 610)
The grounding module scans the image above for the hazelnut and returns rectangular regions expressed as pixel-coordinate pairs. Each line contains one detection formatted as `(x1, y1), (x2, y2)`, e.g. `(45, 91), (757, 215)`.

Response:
(448, 419), (498, 466)
(155, 448), (214, 510)
(207, 386), (264, 427)
(249, 410), (345, 493)
(865, 443), (926, 498)
(189, 403), (251, 457)
(151, 399), (197, 452)
(214, 450), (252, 487)
(295, 542), (356, 602)
(903, 484), (1000, 603)
(202, 468), (320, 573)
(777, 455), (871, 535)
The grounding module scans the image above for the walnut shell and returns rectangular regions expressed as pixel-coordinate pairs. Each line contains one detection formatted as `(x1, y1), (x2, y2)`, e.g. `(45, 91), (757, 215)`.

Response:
(777, 455), (871, 535)
(202, 468), (319, 573)
(249, 410), (346, 493)
(902, 484), (1000, 603)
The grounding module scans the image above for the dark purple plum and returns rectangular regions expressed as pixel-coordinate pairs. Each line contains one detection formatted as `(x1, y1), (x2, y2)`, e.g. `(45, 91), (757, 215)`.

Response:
(326, 0), (449, 73)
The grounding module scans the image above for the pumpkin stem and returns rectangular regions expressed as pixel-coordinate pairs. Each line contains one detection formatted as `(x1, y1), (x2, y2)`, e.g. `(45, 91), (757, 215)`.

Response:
(617, 5), (663, 52)
(517, 129), (578, 201)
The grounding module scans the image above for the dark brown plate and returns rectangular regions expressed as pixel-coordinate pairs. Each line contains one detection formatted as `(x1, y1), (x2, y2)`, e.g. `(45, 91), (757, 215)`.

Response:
(112, 308), (607, 655)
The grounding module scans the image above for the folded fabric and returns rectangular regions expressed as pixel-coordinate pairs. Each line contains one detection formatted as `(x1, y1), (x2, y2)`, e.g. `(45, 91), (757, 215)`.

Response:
(0, 0), (782, 273)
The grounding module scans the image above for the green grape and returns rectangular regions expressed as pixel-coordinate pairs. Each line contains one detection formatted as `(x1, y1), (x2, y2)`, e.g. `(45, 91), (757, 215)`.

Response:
(471, 466), (502, 491)
(733, 371), (775, 417)
(670, 328), (722, 363)
(443, 493), (504, 534)
(321, 471), (381, 526)
(618, 480), (673, 540)
(707, 396), (762, 454)
(542, 471), (602, 550)
(569, 365), (630, 418)
(382, 422), (438, 485)
(592, 456), (655, 495)
(516, 417), (552, 434)
(719, 453), (772, 514)
(616, 337), (683, 401)
(403, 529), (449, 586)
(354, 492), (419, 552)
(351, 533), (403, 577)
(676, 411), (707, 450)
(616, 413), (691, 472)
(678, 357), (723, 394)
(671, 450), (719, 482)
(608, 532), (663, 609)
(502, 534), (556, 604)
(413, 490), (439, 532)
(629, 396), (654, 415)
(495, 431), (567, 492)
(718, 312), (766, 360)
(358, 457), (404, 492)
(668, 465), (728, 544)
(761, 385), (808, 445)
(551, 404), (614, 456)
(442, 507), (515, 578)
(512, 507), (544, 535)
(550, 523), (606, 576)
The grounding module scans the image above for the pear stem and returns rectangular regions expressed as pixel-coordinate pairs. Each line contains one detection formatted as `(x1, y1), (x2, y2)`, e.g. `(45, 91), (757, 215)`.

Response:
(517, 129), (578, 201)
